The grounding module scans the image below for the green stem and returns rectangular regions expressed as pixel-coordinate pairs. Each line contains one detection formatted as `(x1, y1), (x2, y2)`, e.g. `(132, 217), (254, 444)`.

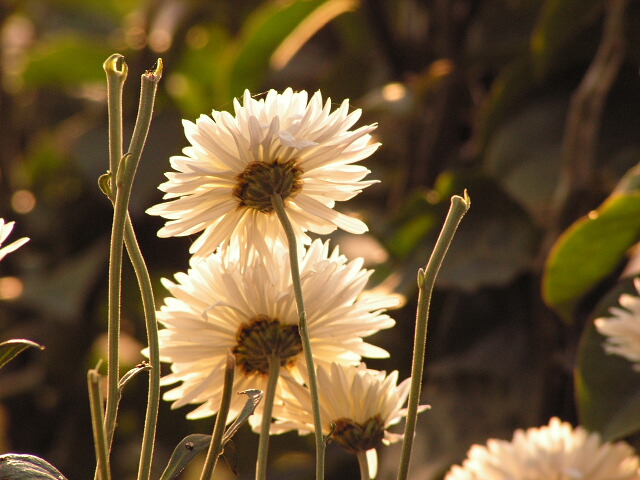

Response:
(356, 450), (370, 480)
(200, 352), (236, 480)
(396, 193), (470, 480)
(88, 369), (111, 480)
(104, 54), (127, 196)
(255, 355), (280, 480)
(125, 217), (160, 480)
(270, 194), (325, 480)
(102, 58), (162, 453)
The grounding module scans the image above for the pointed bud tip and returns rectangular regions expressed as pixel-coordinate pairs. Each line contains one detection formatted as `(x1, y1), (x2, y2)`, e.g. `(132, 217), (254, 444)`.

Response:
(451, 189), (471, 210)
(144, 58), (163, 82)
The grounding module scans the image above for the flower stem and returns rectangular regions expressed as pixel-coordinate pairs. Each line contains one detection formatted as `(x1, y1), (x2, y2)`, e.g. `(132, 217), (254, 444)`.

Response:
(271, 193), (325, 480)
(125, 217), (160, 480)
(104, 54), (127, 195)
(255, 355), (280, 480)
(200, 352), (236, 480)
(356, 450), (370, 480)
(396, 192), (470, 480)
(88, 369), (111, 480)
(102, 56), (162, 464)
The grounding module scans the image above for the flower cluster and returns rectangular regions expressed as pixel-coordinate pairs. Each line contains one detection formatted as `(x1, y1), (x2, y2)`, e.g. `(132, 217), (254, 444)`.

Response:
(149, 89), (416, 475)
(147, 88), (379, 258)
(445, 417), (640, 480)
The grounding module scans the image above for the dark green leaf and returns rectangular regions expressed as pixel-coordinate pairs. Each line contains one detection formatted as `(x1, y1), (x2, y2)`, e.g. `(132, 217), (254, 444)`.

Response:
(575, 279), (640, 440)
(0, 454), (67, 480)
(543, 190), (640, 320)
(530, 0), (602, 78)
(159, 434), (212, 480)
(222, 0), (345, 99)
(222, 389), (263, 444)
(118, 362), (151, 390)
(0, 340), (44, 371)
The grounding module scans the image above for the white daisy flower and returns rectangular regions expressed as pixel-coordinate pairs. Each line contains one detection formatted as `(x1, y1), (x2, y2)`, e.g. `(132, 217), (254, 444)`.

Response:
(595, 278), (640, 369)
(0, 219), (29, 261)
(153, 239), (397, 425)
(270, 362), (426, 479)
(444, 417), (640, 480)
(147, 88), (380, 257)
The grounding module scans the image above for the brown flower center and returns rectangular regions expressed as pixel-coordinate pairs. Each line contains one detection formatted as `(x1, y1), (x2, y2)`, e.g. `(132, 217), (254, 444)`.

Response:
(232, 314), (303, 375)
(332, 415), (385, 453)
(232, 159), (304, 213)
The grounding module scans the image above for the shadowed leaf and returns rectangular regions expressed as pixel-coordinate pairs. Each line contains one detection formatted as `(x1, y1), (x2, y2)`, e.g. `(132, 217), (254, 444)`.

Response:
(159, 389), (263, 480)
(575, 278), (640, 440)
(0, 454), (67, 480)
(159, 434), (212, 480)
(0, 340), (44, 371)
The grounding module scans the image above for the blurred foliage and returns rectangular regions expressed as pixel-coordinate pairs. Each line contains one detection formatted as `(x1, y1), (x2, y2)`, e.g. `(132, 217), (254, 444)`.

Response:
(2, 0), (640, 479)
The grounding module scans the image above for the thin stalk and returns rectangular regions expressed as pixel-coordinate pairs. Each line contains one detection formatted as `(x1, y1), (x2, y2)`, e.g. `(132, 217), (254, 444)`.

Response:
(255, 355), (280, 480)
(356, 450), (370, 480)
(103, 58), (163, 451)
(200, 352), (236, 480)
(101, 54), (128, 453)
(126, 217), (160, 480)
(88, 369), (111, 480)
(396, 193), (470, 480)
(271, 193), (325, 480)
(104, 54), (127, 195)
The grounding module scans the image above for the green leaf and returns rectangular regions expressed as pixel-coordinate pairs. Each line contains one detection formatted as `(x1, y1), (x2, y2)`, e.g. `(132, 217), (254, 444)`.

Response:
(23, 35), (114, 88)
(0, 454), (67, 480)
(222, 389), (263, 444)
(221, 0), (349, 99)
(159, 434), (212, 480)
(118, 362), (151, 390)
(575, 279), (640, 440)
(0, 340), (44, 371)
(543, 179), (640, 320)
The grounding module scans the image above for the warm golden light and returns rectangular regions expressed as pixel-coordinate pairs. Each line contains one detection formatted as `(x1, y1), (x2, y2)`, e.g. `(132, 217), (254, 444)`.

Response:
(11, 189), (36, 214)
(381, 82), (406, 102)
(0, 276), (24, 300)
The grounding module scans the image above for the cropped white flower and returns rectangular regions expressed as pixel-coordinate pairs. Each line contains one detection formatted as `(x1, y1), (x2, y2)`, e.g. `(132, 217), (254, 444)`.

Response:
(0, 219), (29, 261)
(595, 278), (640, 370)
(271, 362), (425, 478)
(153, 239), (397, 425)
(445, 417), (640, 480)
(148, 88), (379, 257)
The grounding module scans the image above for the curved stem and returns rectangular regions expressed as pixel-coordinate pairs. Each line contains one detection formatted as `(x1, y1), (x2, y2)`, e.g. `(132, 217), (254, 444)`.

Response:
(255, 355), (280, 480)
(125, 217), (160, 480)
(102, 58), (162, 463)
(396, 193), (470, 480)
(270, 193), (325, 480)
(200, 352), (235, 480)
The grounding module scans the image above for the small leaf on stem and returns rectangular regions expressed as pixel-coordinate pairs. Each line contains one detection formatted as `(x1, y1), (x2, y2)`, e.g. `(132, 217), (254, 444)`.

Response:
(0, 339), (44, 371)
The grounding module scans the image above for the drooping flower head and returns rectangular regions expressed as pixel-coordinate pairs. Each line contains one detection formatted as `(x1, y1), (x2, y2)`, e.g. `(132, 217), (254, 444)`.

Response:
(0, 219), (29, 261)
(444, 417), (640, 480)
(271, 362), (426, 478)
(148, 89), (379, 257)
(595, 278), (640, 370)
(152, 239), (397, 425)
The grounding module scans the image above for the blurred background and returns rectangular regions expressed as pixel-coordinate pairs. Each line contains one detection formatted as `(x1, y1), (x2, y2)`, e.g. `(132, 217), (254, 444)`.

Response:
(2, 0), (640, 479)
